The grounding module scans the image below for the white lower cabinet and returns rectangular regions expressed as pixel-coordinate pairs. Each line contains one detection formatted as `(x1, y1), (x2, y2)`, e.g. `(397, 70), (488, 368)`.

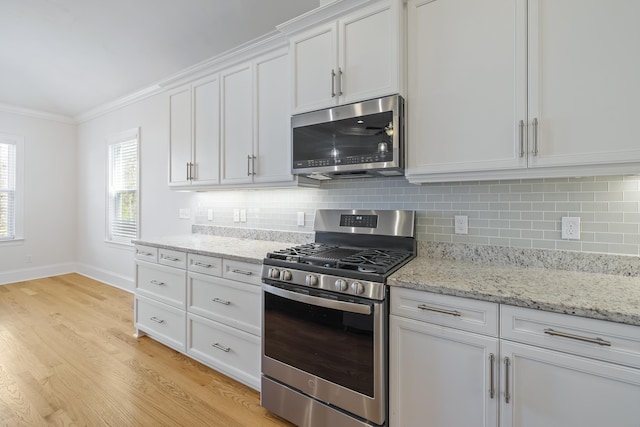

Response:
(135, 245), (262, 390)
(390, 288), (640, 427)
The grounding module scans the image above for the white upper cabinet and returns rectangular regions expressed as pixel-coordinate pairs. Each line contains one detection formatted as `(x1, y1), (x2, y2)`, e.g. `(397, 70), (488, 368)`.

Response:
(407, 0), (640, 183)
(168, 75), (220, 187)
(290, 0), (403, 114)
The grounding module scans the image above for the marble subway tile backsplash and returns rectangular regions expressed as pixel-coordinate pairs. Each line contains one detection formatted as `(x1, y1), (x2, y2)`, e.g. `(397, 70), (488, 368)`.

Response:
(193, 175), (640, 257)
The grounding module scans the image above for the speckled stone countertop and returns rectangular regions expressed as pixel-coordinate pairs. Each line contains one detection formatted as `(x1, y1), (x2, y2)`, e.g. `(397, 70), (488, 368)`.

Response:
(389, 255), (640, 326)
(133, 234), (297, 264)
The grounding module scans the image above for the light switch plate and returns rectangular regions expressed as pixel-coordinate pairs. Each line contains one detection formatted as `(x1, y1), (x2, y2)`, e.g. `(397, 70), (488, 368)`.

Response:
(240, 209), (247, 223)
(207, 209), (213, 221)
(297, 211), (305, 227)
(233, 209), (240, 222)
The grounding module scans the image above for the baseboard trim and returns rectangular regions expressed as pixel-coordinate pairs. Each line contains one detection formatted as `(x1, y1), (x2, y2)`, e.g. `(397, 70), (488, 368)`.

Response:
(0, 263), (77, 285)
(75, 263), (134, 293)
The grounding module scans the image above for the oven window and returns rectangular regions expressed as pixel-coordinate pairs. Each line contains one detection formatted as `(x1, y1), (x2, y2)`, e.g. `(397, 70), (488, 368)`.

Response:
(264, 290), (375, 397)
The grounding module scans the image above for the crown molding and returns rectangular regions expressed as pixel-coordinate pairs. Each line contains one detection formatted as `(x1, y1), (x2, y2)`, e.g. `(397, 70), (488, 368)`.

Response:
(74, 85), (163, 124)
(0, 103), (75, 124)
(276, 0), (371, 36)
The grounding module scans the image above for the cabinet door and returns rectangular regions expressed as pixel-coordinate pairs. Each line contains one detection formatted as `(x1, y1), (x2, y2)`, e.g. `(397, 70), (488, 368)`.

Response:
(253, 50), (294, 184)
(192, 75), (220, 185)
(528, 0), (640, 168)
(406, 0), (527, 177)
(501, 341), (640, 427)
(168, 86), (192, 186)
(220, 64), (253, 185)
(290, 23), (338, 114)
(339, 1), (401, 105)
(390, 315), (499, 427)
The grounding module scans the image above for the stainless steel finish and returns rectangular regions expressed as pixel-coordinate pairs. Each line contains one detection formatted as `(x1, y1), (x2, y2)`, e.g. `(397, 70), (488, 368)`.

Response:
(268, 267), (280, 279)
(212, 343), (231, 352)
(504, 357), (511, 404)
(351, 281), (364, 295)
(331, 69), (336, 97)
(263, 283), (372, 315)
(150, 280), (165, 286)
(247, 155), (251, 176)
(532, 117), (539, 156)
(292, 94), (404, 178)
(261, 377), (375, 427)
(212, 297), (231, 305)
(305, 274), (319, 287)
(519, 120), (525, 157)
(543, 328), (612, 347)
(261, 264), (386, 300)
(338, 67), (343, 96)
(334, 278), (348, 291)
(262, 295), (386, 425)
(231, 268), (253, 276)
(150, 316), (164, 324)
(489, 353), (495, 399)
(417, 304), (462, 317)
(313, 209), (415, 238)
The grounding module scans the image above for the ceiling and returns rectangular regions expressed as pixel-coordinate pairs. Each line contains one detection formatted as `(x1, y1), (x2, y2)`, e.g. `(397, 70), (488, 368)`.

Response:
(0, 0), (319, 118)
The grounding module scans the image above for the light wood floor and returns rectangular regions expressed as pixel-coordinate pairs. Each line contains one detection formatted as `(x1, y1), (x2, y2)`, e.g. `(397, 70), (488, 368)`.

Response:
(0, 274), (294, 427)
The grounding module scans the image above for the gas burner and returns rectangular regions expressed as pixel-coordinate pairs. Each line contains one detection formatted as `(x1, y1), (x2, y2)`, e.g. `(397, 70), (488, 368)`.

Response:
(358, 266), (378, 273)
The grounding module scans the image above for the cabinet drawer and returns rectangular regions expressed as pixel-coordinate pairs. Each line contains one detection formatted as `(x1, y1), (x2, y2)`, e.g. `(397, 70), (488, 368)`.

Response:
(391, 287), (499, 337)
(188, 253), (222, 277)
(136, 261), (187, 309)
(222, 259), (261, 285)
(501, 305), (640, 369)
(135, 245), (158, 263)
(188, 272), (261, 336)
(136, 296), (186, 352)
(158, 248), (187, 269)
(187, 313), (260, 389)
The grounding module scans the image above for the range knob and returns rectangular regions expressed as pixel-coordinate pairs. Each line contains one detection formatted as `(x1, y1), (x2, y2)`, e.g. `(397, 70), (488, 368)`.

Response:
(334, 279), (348, 292)
(282, 270), (293, 281)
(268, 268), (280, 279)
(305, 274), (319, 287)
(351, 281), (365, 295)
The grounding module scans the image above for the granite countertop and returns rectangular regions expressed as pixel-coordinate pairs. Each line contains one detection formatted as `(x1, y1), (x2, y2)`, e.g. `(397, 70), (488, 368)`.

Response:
(389, 255), (640, 327)
(134, 234), (296, 264)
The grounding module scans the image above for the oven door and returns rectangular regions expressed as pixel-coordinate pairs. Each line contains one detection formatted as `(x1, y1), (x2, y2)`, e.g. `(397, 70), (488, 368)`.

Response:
(262, 282), (386, 425)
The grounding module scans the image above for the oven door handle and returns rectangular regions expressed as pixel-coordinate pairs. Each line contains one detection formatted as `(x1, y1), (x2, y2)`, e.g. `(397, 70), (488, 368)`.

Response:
(262, 284), (372, 315)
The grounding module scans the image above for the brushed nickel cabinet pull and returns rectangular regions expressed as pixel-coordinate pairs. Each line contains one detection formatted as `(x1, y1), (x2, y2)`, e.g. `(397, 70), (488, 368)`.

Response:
(231, 269), (253, 276)
(150, 280), (165, 286)
(504, 357), (511, 404)
(194, 262), (213, 268)
(331, 69), (336, 97)
(251, 155), (256, 176)
(338, 67), (343, 96)
(519, 120), (525, 157)
(186, 162), (191, 180)
(532, 118), (539, 156)
(417, 304), (461, 317)
(212, 343), (231, 352)
(489, 353), (495, 399)
(247, 155), (252, 176)
(543, 328), (612, 347)
(138, 251), (152, 257)
(190, 162), (195, 181)
(212, 297), (231, 306)
(150, 316), (165, 324)
(162, 256), (181, 262)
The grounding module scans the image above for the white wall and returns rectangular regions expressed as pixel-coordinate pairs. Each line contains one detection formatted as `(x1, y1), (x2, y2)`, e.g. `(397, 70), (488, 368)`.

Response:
(0, 111), (76, 284)
(75, 93), (195, 291)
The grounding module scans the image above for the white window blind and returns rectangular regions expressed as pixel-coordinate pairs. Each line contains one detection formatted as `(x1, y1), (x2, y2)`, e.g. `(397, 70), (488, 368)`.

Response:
(0, 140), (16, 240)
(108, 134), (138, 244)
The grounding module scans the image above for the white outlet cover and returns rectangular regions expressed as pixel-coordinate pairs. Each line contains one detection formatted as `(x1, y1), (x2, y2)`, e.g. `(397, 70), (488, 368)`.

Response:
(207, 209), (213, 221)
(240, 209), (247, 223)
(562, 217), (581, 240)
(233, 209), (240, 222)
(297, 211), (305, 227)
(454, 215), (468, 235)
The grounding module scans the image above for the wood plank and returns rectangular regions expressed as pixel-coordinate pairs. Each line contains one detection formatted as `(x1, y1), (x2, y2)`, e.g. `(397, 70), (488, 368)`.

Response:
(0, 274), (294, 426)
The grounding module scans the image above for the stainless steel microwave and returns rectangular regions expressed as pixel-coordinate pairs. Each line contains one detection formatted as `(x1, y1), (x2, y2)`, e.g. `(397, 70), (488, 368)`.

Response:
(291, 95), (405, 180)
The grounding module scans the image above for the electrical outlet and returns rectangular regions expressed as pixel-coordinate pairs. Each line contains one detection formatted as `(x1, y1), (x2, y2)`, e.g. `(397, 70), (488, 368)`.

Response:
(207, 209), (213, 221)
(297, 211), (305, 227)
(240, 209), (247, 223)
(562, 216), (581, 240)
(233, 209), (240, 222)
(454, 215), (468, 235)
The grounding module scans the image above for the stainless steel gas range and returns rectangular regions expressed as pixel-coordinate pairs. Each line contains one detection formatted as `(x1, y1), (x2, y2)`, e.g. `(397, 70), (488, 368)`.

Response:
(260, 209), (416, 427)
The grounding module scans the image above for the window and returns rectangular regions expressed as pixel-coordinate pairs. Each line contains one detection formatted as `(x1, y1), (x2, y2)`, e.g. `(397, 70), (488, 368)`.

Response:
(107, 129), (139, 244)
(0, 134), (22, 241)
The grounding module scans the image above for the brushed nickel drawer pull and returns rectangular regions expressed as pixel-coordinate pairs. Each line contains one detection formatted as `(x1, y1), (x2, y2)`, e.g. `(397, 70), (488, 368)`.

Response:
(194, 262), (213, 268)
(504, 357), (511, 404)
(543, 328), (612, 347)
(231, 269), (253, 276)
(212, 297), (231, 306)
(489, 353), (495, 399)
(212, 343), (231, 352)
(150, 316), (165, 324)
(138, 251), (153, 256)
(150, 280), (165, 286)
(162, 256), (181, 262)
(417, 304), (461, 317)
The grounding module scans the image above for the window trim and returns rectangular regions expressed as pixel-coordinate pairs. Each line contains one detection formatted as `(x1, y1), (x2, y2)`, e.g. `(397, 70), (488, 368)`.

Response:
(105, 128), (140, 246)
(0, 133), (24, 243)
